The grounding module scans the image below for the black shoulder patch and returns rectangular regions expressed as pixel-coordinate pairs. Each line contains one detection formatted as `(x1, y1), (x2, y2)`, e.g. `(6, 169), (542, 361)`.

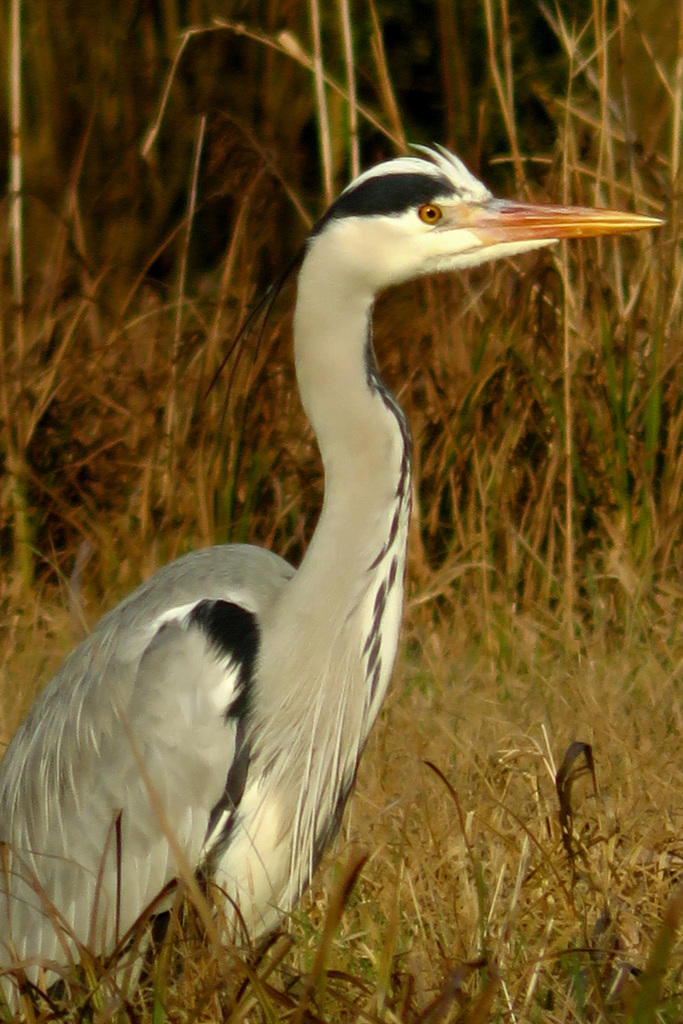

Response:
(189, 600), (260, 718)
(315, 172), (453, 230)
(204, 721), (251, 866)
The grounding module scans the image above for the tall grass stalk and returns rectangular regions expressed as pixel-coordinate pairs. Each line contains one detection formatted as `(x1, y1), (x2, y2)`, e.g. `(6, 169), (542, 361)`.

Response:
(5, 0), (32, 588)
(141, 26), (205, 161)
(8, 0), (23, 368)
(338, 0), (359, 180)
(561, 255), (576, 645)
(483, 0), (524, 190)
(369, 0), (406, 151)
(308, 0), (333, 204)
(164, 113), (206, 499)
(671, 0), (683, 325)
(560, 47), (576, 646)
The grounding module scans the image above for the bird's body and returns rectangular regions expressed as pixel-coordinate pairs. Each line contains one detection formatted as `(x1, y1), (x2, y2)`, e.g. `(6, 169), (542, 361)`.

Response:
(0, 147), (659, 1005)
(1, 547), (293, 971)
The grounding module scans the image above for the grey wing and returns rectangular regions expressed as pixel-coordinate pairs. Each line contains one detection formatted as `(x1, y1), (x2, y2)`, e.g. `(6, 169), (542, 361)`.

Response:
(0, 544), (293, 987)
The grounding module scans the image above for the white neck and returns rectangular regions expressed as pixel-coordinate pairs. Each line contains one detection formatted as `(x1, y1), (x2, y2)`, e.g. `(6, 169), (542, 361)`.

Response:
(292, 237), (408, 585)
(241, 230), (412, 920)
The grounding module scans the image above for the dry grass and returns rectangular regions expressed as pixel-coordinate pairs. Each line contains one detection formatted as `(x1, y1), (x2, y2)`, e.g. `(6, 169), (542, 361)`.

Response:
(1, 0), (682, 1020)
(337, 615), (683, 1022)
(4, 614), (682, 1021)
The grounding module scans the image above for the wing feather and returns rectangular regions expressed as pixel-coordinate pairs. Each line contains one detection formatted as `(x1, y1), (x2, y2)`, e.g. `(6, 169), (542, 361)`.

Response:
(0, 544), (293, 1000)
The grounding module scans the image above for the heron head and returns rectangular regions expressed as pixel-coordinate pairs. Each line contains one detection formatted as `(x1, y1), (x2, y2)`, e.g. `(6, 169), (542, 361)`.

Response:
(306, 146), (661, 295)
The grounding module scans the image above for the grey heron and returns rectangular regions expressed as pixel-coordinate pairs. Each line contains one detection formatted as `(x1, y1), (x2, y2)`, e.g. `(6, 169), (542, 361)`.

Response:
(0, 146), (660, 1005)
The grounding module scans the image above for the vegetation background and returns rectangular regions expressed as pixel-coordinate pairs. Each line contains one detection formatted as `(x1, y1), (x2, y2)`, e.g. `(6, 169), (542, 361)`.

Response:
(0, 0), (681, 1020)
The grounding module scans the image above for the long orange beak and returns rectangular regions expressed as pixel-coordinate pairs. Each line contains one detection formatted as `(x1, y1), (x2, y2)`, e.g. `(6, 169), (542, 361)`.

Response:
(457, 198), (663, 245)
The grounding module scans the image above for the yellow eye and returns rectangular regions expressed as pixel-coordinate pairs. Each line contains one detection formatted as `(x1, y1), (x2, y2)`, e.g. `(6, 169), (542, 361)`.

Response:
(418, 203), (443, 225)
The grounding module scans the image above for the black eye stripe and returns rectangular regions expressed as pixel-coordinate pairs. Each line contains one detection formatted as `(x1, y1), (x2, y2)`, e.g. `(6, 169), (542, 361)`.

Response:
(310, 173), (453, 236)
